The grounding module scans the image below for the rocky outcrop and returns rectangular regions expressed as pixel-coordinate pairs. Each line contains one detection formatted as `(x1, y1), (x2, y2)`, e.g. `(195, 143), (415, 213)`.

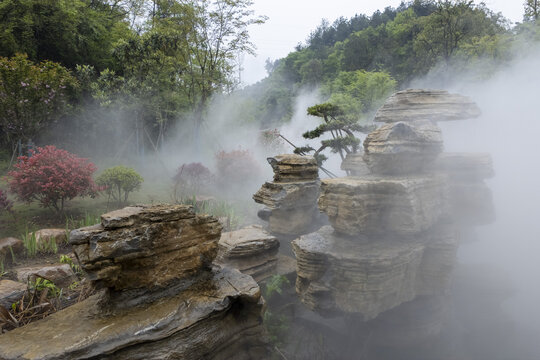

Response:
(374, 89), (481, 123)
(363, 121), (443, 174)
(70, 205), (221, 291)
(254, 154), (323, 236)
(216, 225), (279, 282)
(318, 175), (448, 237)
(293, 225), (457, 320)
(0, 205), (268, 359)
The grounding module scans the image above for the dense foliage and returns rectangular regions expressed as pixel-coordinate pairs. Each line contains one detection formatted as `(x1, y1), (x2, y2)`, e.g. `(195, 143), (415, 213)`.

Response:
(96, 165), (143, 204)
(8, 146), (98, 212)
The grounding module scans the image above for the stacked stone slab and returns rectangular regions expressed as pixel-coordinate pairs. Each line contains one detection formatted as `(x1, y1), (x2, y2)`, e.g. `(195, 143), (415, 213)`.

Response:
(293, 89), (491, 331)
(216, 225), (280, 282)
(253, 154), (322, 235)
(0, 205), (268, 359)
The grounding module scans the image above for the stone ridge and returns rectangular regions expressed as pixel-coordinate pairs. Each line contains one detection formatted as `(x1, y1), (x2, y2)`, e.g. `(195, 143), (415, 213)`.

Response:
(267, 154), (319, 182)
(70, 204), (222, 291)
(374, 89), (481, 123)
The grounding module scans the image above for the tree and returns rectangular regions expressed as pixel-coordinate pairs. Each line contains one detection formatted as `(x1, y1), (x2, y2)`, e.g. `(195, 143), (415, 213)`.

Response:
(96, 165), (143, 205)
(8, 146), (98, 213)
(0, 54), (78, 153)
(295, 103), (374, 168)
(524, 0), (539, 21)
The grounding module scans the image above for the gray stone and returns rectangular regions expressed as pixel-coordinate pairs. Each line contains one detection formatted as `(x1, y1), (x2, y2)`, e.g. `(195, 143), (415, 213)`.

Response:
(267, 154), (319, 182)
(0, 237), (23, 257)
(15, 264), (77, 288)
(34, 229), (67, 247)
(318, 175), (448, 236)
(374, 89), (481, 123)
(363, 121), (443, 175)
(0, 280), (26, 309)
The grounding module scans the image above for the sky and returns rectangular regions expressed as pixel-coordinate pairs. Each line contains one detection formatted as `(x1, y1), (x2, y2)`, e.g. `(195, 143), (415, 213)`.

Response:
(240, 0), (525, 85)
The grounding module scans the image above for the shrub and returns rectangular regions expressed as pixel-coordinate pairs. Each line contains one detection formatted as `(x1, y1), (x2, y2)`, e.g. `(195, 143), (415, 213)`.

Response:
(172, 162), (213, 201)
(96, 165), (143, 205)
(8, 146), (98, 212)
(215, 149), (260, 188)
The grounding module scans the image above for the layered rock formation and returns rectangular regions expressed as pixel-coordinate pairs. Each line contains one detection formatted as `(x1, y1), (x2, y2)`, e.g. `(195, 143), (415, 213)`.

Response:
(254, 154), (323, 236)
(0, 205), (268, 359)
(374, 89), (481, 123)
(216, 225), (280, 282)
(294, 89), (492, 328)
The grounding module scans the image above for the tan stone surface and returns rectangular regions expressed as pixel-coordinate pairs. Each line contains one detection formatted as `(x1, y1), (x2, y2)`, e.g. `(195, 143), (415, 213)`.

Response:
(374, 89), (481, 123)
(0, 279), (26, 308)
(0, 267), (267, 360)
(363, 121), (443, 175)
(267, 154), (319, 182)
(318, 175), (448, 236)
(253, 180), (320, 210)
(15, 264), (76, 288)
(0, 237), (23, 256)
(70, 205), (221, 291)
(34, 229), (67, 246)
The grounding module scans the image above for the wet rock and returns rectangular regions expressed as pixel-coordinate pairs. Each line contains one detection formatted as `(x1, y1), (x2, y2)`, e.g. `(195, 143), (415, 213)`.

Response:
(0, 280), (26, 309)
(0, 237), (23, 257)
(267, 154), (319, 182)
(15, 264), (76, 288)
(363, 121), (443, 175)
(318, 175), (448, 236)
(374, 89), (481, 123)
(34, 229), (67, 246)
(70, 204), (221, 291)
(0, 267), (268, 360)
(216, 225), (279, 282)
(292, 226), (458, 320)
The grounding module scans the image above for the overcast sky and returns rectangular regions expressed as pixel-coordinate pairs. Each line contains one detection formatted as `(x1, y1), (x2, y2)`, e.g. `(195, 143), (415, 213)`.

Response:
(240, 0), (525, 85)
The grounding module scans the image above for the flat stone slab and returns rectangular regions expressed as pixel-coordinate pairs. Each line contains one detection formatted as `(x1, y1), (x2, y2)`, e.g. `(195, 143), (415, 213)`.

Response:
(0, 280), (26, 309)
(15, 264), (76, 288)
(0, 267), (267, 360)
(267, 154), (319, 182)
(374, 89), (481, 123)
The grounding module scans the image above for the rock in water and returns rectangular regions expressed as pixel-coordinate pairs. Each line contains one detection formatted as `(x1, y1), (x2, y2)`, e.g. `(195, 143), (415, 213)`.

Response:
(216, 225), (280, 282)
(0, 205), (269, 359)
(374, 89), (481, 123)
(318, 175), (448, 237)
(363, 121), (443, 175)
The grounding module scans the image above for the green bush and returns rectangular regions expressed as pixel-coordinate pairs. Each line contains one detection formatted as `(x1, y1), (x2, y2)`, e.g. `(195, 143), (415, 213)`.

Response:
(96, 166), (143, 205)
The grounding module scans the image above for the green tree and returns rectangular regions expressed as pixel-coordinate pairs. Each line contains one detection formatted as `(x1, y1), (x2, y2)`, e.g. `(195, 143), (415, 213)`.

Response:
(524, 0), (539, 21)
(96, 165), (143, 205)
(0, 54), (78, 152)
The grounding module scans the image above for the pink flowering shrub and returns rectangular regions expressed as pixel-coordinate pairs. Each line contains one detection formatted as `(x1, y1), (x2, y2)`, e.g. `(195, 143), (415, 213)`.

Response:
(8, 146), (98, 212)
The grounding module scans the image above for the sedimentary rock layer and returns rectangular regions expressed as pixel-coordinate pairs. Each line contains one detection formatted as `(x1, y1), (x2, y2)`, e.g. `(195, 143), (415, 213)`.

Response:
(0, 267), (268, 360)
(253, 180), (320, 210)
(374, 89), (481, 123)
(216, 225), (279, 282)
(267, 154), (319, 182)
(292, 225), (458, 320)
(70, 205), (222, 291)
(318, 175), (448, 236)
(363, 121), (443, 174)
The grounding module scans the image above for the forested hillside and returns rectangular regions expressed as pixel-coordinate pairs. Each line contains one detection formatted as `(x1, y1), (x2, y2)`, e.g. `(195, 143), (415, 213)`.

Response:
(0, 0), (539, 158)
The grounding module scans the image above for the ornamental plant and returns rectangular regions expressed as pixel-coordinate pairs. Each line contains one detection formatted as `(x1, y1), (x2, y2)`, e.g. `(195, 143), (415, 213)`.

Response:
(96, 166), (143, 205)
(8, 146), (98, 213)
(172, 162), (213, 201)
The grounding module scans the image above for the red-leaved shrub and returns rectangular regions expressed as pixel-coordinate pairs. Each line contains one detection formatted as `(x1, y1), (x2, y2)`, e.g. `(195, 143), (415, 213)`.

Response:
(172, 162), (214, 200)
(8, 145), (98, 212)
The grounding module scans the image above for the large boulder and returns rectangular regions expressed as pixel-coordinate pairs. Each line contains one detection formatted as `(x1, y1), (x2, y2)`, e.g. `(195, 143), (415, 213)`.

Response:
(0, 267), (267, 360)
(216, 225), (279, 282)
(292, 225), (458, 320)
(363, 121), (443, 175)
(318, 175), (448, 237)
(15, 264), (77, 288)
(70, 204), (222, 291)
(374, 89), (481, 123)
